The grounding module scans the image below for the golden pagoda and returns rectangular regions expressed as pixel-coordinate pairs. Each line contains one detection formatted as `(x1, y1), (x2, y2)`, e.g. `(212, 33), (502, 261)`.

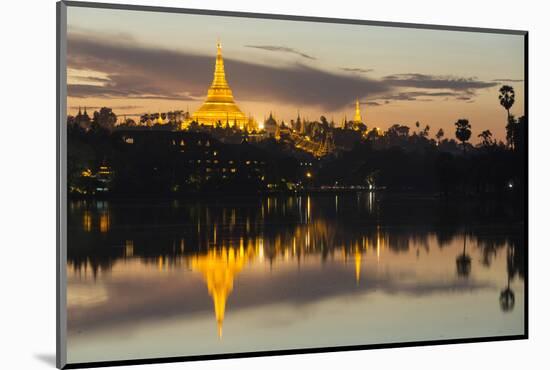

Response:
(353, 98), (362, 124)
(190, 42), (248, 128)
(156, 112), (164, 125)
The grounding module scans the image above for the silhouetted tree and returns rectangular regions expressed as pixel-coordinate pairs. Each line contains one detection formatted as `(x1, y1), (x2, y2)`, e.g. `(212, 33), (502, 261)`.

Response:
(515, 115), (527, 153)
(92, 107), (117, 131)
(499, 85), (515, 122)
(454, 119), (472, 154)
(506, 115), (525, 151)
(500, 245), (516, 312)
(420, 125), (430, 138)
(436, 128), (444, 144)
(456, 232), (472, 277)
(499, 85), (516, 149)
(478, 130), (494, 147)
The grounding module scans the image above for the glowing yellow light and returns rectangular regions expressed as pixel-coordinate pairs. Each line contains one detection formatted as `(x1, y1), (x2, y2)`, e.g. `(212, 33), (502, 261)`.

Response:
(125, 240), (134, 258)
(190, 247), (252, 338)
(81, 169), (92, 177)
(158, 255), (164, 271)
(188, 42), (250, 128)
(376, 231), (381, 263)
(82, 211), (92, 232)
(99, 213), (110, 233)
(353, 98), (362, 124)
(355, 248), (362, 284)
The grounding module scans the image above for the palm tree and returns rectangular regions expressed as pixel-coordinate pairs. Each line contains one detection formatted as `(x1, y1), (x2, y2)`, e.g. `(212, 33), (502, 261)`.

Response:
(478, 130), (494, 147)
(500, 245), (515, 312)
(455, 119), (472, 154)
(456, 232), (472, 277)
(420, 124), (430, 138)
(499, 85), (516, 122)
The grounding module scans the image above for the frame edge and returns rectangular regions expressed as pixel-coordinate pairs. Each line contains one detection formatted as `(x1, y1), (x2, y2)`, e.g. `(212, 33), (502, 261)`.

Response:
(56, 1), (68, 369)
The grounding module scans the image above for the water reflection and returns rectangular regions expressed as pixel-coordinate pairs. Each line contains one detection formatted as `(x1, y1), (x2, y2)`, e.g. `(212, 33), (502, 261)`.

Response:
(67, 193), (525, 357)
(190, 246), (253, 338)
(456, 233), (472, 278)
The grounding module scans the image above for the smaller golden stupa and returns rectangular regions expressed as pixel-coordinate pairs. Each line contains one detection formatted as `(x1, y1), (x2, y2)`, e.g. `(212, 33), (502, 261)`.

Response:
(353, 98), (363, 124)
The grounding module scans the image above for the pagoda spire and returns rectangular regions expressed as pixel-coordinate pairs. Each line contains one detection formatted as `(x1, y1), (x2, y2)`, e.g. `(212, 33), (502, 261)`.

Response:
(353, 98), (362, 123)
(212, 40), (229, 89)
(190, 41), (247, 126)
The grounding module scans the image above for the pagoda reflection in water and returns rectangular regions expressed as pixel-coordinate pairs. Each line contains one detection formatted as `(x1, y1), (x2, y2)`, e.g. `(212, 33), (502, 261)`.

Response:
(186, 219), (384, 338)
(190, 244), (253, 338)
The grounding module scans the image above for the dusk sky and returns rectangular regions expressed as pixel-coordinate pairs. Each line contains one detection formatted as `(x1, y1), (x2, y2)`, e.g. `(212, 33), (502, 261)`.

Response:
(67, 6), (525, 142)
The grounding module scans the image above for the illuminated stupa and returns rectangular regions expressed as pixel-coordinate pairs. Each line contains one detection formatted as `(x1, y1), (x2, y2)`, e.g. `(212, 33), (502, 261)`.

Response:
(190, 42), (248, 128)
(353, 98), (363, 124)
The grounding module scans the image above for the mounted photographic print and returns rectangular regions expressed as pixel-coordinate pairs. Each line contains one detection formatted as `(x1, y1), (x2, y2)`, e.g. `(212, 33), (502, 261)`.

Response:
(56, 1), (528, 368)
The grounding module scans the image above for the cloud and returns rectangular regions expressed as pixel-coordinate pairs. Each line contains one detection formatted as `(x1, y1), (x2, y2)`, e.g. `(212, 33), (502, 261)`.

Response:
(383, 73), (498, 91)
(245, 44), (316, 60)
(67, 33), (390, 110)
(340, 67), (374, 73)
(67, 84), (199, 101)
(492, 78), (523, 82)
(374, 90), (471, 103)
(71, 75), (112, 84)
(69, 105), (143, 111)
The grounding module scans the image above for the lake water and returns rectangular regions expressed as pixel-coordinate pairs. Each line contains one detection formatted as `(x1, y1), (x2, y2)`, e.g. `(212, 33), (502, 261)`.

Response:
(66, 193), (525, 364)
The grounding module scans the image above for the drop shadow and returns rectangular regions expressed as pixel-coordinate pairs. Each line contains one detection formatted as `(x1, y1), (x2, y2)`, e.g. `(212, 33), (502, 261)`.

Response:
(34, 353), (56, 367)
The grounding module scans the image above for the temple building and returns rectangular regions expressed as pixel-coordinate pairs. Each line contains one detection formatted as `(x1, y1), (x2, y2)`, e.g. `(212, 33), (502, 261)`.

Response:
(353, 99), (362, 124)
(317, 131), (336, 157)
(74, 106), (91, 130)
(264, 112), (277, 137)
(188, 42), (252, 130)
(351, 98), (367, 132)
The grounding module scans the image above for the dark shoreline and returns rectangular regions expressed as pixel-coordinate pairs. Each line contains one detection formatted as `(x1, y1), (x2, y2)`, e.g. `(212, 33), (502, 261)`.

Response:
(67, 188), (521, 202)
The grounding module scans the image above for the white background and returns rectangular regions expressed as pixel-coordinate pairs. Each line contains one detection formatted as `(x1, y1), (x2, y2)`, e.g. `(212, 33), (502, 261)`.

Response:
(1, 0), (548, 369)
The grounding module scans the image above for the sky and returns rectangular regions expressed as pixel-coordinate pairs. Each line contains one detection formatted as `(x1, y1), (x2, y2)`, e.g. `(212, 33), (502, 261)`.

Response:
(66, 6), (525, 142)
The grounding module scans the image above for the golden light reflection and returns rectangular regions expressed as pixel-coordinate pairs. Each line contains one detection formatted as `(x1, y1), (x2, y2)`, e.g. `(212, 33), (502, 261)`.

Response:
(158, 255), (164, 271)
(83, 211), (92, 232)
(306, 196), (311, 222)
(99, 213), (110, 233)
(125, 240), (134, 258)
(376, 227), (383, 263)
(190, 246), (253, 338)
(355, 248), (362, 284)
